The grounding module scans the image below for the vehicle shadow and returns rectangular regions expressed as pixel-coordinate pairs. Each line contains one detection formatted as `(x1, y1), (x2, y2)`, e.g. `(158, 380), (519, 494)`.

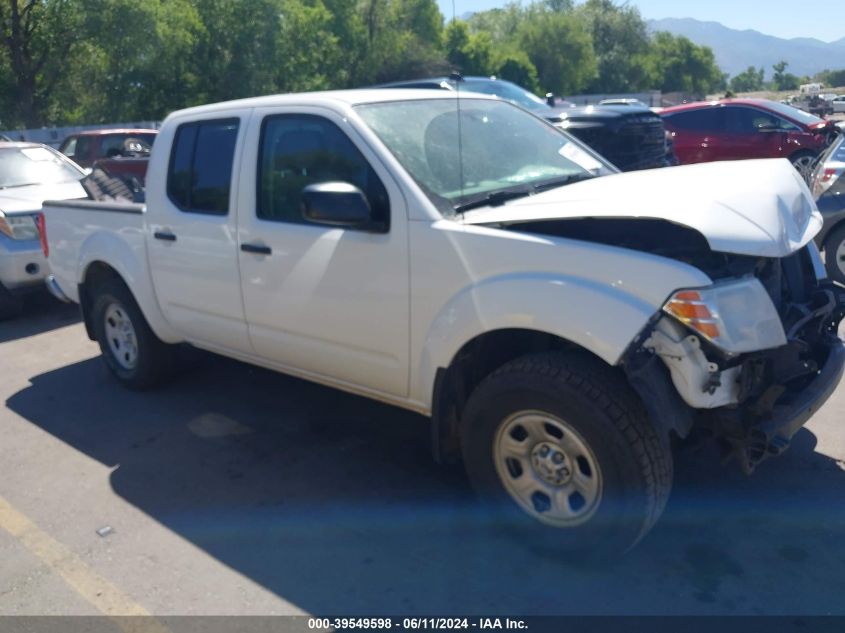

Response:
(6, 354), (845, 615)
(0, 291), (80, 343)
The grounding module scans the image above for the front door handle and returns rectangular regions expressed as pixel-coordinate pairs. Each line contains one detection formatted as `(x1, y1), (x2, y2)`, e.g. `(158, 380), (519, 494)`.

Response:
(241, 243), (272, 255)
(154, 231), (176, 242)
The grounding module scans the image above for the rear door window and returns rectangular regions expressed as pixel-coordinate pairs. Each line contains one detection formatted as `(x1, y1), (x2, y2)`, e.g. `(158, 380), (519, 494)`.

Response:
(664, 108), (724, 131)
(167, 118), (240, 215)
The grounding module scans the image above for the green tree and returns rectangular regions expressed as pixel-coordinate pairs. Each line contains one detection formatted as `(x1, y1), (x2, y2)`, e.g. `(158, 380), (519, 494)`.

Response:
(0, 0), (87, 127)
(495, 50), (540, 92)
(770, 60), (800, 91)
(729, 66), (765, 93)
(466, 3), (523, 43)
(445, 19), (495, 76)
(544, 0), (572, 11)
(517, 7), (596, 95)
(646, 32), (722, 95)
(771, 60), (788, 89)
(576, 0), (651, 93)
(354, 0), (447, 84)
(816, 68), (845, 88)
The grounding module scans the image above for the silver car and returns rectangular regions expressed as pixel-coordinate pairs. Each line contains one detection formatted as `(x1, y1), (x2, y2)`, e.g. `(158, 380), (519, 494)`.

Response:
(0, 142), (86, 318)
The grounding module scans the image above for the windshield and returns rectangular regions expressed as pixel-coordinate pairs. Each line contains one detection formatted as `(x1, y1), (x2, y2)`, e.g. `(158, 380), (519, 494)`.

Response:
(356, 98), (614, 215)
(0, 146), (84, 189)
(460, 79), (549, 113)
(761, 100), (825, 126)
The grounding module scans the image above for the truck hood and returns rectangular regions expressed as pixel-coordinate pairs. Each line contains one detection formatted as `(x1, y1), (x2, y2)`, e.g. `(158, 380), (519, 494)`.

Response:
(0, 181), (87, 215)
(461, 159), (821, 258)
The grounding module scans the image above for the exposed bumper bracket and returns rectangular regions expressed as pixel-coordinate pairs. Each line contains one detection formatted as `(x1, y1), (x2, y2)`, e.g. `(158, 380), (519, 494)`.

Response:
(733, 338), (845, 473)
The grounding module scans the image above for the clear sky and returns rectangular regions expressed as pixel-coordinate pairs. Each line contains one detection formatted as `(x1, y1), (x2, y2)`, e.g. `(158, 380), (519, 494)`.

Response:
(439, 0), (845, 43)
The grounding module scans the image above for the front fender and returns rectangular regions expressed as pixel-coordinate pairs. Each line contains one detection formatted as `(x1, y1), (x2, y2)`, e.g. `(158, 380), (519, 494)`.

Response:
(77, 231), (181, 343)
(416, 272), (662, 408)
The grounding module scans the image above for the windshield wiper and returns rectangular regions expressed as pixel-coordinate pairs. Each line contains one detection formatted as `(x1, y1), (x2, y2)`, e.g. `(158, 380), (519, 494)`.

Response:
(452, 173), (597, 214)
(453, 186), (533, 213)
(531, 173), (596, 193)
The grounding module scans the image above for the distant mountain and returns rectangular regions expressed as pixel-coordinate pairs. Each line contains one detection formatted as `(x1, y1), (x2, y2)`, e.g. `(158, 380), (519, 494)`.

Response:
(647, 18), (845, 78)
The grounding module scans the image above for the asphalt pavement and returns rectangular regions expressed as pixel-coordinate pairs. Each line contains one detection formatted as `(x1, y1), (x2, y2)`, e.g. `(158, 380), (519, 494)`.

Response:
(1, 293), (844, 616)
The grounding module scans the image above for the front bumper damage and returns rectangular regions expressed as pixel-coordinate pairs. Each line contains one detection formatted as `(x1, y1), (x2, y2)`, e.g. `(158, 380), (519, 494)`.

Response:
(626, 280), (845, 474)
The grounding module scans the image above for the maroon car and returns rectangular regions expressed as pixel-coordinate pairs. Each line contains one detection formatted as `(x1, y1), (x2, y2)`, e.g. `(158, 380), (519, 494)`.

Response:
(661, 99), (839, 179)
(58, 129), (157, 169)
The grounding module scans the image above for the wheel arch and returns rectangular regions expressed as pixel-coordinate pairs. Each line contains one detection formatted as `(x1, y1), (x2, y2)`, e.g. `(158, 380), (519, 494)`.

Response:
(430, 328), (632, 464)
(78, 257), (180, 344)
(819, 216), (845, 251)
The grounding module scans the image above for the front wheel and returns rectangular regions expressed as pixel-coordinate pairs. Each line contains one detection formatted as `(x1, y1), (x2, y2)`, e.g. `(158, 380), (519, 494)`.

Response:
(790, 150), (818, 182)
(91, 279), (174, 389)
(461, 351), (673, 555)
(823, 224), (845, 285)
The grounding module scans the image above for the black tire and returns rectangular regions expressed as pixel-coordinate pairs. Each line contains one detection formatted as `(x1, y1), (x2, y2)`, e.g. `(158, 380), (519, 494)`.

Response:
(789, 150), (818, 183)
(823, 224), (845, 285)
(91, 278), (174, 389)
(461, 351), (673, 556)
(0, 284), (24, 320)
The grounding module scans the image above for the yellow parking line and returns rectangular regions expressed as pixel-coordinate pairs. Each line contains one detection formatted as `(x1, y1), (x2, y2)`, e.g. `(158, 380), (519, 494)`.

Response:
(0, 493), (168, 631)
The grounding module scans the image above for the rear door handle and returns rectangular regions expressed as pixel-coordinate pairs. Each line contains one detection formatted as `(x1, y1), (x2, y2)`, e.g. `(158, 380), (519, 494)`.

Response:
(154, 231), (176, 242)
(241, 243), (272, 255)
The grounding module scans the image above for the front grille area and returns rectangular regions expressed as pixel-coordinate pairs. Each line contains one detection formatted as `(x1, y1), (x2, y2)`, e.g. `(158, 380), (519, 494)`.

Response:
(567, 113), (667, 171)
(612, 115), (667, 171)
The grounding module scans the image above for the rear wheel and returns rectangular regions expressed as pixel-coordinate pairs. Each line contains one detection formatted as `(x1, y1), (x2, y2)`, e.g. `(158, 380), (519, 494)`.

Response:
(461, 351), (673, 556)
(790, 150), (818, 182)
(823, 224), (845, 285)
(91, 279), (174, 389)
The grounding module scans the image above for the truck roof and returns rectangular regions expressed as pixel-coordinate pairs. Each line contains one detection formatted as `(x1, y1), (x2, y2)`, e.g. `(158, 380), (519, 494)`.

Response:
(164, 89), (496, 121)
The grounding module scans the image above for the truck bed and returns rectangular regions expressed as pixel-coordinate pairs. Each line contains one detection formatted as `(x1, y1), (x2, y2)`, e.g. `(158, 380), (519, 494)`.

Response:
(41, 199), (145, 305)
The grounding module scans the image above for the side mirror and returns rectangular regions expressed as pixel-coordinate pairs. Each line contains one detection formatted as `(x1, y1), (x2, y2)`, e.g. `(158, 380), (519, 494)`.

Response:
(301, 182), (378, 230)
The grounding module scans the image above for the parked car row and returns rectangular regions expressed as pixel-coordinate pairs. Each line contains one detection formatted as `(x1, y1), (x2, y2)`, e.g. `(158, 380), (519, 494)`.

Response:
(0, 129), (158, 317)
(377, 76), (673, 171)
(661, 98), (840, 180)
(783, 93), (845, 116)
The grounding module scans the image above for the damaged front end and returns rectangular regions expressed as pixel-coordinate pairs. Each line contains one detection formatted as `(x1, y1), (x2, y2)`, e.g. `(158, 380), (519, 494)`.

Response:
(624, 245), (845, 474)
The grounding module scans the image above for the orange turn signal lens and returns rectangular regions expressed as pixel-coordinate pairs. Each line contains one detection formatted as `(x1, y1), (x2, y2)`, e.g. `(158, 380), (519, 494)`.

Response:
(663, 290), (721, 342)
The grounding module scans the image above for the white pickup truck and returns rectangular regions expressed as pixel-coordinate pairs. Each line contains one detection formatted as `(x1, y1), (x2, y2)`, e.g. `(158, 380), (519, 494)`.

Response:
(42, 90), (845, 554)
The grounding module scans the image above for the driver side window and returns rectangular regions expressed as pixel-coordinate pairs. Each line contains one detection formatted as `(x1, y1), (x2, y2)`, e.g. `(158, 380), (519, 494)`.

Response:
(257, 114), (390, 230)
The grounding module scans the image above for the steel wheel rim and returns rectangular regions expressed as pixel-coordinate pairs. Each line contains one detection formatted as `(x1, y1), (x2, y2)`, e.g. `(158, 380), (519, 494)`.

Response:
(493, 410), (602, 527)
(104, 303), (138, 370)
(837, 239), (845, 277)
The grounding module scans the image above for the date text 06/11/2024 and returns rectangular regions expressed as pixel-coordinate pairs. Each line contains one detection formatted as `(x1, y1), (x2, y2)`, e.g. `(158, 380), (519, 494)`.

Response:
(307, 618), (529, 630)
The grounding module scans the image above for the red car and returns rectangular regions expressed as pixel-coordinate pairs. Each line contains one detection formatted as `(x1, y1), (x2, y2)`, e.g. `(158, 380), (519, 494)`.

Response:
(58, 129), (157, 169)
(661, 99), (839, 179)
